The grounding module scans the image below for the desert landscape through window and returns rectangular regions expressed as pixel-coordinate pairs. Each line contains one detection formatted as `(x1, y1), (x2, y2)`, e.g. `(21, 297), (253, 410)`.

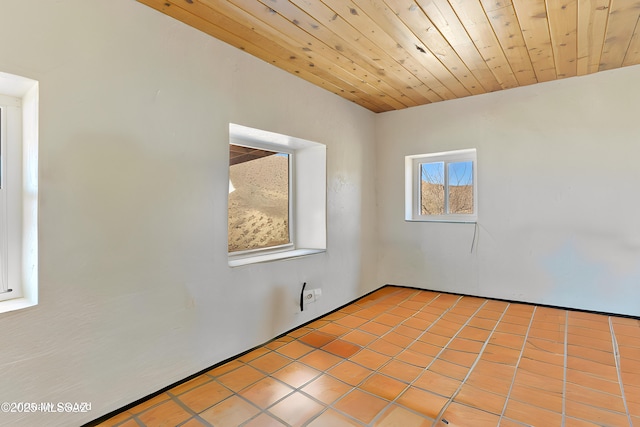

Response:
(228, 147), (290, 253)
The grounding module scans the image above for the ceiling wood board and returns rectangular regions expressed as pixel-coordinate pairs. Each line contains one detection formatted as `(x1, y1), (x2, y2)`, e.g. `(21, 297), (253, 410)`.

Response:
(138, 0), (640, 113)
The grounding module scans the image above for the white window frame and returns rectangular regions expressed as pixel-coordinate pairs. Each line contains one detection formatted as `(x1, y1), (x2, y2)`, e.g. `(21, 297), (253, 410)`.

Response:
(405, 148), (477, 223)
(0, 71), (38, 313)
(228, 124), (326, 267)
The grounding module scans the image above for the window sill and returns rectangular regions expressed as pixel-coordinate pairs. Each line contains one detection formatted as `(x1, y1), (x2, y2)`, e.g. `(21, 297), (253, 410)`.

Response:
(228, 248), (325, 267)
(0, 297), (37, 315)
(405, 217), (477, 223)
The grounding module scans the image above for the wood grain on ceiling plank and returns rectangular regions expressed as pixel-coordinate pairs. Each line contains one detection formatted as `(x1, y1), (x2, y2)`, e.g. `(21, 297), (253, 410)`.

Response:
(138, 0), (640, 113)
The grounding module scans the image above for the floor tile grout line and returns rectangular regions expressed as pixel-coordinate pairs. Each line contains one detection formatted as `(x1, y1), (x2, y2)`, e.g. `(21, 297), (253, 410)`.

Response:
(99, 289), (640, 427)
(328, 292), (468, 423)
(343, 291), (462, 377)
(299, 289), (442, 427)
(498, 305), (537, 425)
(609, 316), (633, 427)
(166, 389), (215, 427)
(129, 416), (145, 427)
(302, 291), (423, 426)
(562, 310), (568, 427)
(332, 292), (465, 426)
(365, 293), (472, 426)
(432, 301), (511, 426)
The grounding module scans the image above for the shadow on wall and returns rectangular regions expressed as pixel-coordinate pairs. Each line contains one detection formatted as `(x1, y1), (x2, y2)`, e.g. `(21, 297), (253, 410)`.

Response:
(267, 284), (294, 338)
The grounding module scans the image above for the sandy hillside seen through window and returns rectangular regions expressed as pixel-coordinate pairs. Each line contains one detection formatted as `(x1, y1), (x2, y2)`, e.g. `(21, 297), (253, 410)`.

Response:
(228, 147), (290, 252)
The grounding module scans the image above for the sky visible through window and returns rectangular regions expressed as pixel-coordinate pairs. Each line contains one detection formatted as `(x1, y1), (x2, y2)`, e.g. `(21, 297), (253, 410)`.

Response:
(421, 161), (473, 186)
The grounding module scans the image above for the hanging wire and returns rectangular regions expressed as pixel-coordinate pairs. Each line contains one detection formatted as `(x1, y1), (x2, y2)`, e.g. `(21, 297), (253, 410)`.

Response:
(470, 222), (479, 253)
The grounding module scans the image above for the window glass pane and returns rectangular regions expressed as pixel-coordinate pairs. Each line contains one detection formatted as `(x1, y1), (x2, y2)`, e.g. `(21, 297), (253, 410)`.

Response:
(448, 161), (473, 214)
(420, 162), (444, 215)
(228, 145), (290, 252)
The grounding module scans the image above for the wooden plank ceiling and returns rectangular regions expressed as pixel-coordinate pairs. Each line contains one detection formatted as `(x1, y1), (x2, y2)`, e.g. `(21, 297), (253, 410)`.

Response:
(138, 0), (640, 113)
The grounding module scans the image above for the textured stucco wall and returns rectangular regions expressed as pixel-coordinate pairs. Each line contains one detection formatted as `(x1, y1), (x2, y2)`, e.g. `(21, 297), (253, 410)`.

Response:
(0, 1), (378, 425)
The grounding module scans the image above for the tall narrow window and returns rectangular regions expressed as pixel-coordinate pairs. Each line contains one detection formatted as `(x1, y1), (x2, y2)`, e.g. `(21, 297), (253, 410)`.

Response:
(406, 149), (477, 222)
(0, 71), (38, 313)
(228, 144), (292, 253)
(0, 95), (22, 303)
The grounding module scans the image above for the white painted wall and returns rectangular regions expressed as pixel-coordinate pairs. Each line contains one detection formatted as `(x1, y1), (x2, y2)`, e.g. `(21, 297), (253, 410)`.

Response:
(376, 64), (640, 317)
(0, 1), (378, 425)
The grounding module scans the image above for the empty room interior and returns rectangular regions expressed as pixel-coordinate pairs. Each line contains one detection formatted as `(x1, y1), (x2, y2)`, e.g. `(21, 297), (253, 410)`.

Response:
(1, 1), (640, 426)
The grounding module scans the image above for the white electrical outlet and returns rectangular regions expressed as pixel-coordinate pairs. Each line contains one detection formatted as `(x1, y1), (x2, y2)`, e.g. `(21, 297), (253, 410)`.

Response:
(302, 290), (315, 303)
(301, 287), (322, 311)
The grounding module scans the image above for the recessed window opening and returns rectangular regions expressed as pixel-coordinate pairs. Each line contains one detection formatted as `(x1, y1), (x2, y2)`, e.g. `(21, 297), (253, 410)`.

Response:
(406, 149), (477, 223)
(228, 124), (326, 267)
(0, 70), (38, 313)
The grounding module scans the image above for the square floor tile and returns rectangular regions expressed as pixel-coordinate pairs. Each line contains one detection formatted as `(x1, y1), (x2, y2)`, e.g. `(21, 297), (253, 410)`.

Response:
(359, 321), (393, 336)
(217, 365), (266, 392)
(512, 370), (563, 394)
(375, 313), (405, 327)
(360, 373), (407, 401)
(368, 339), (404, 357)
(350, 348), (391, 370)
(177, 380), (234, 413)
(137, 400), (191, 427)
(472, 360), (515, 383)
(395, 349), (433, 368)
(413, 370), (461, 397)
(272, 361), (321, 388)
(489, 332), (525, 350)
(373, 405), (433, 427)
(342, 329), (377, 346)
(248, 352), (291, 374)
(239, 377), (293, 409)
(298, 349), (343, 371)
(565, 399), (630, 426)
(268, 392), (324, 427)
(454, 384), (506, 415)
(565, 382), (626, 413)
(335, 314), (369, 329)
(509, 383), (562, 413)
(299, 331), (335, 348)
(481, 344), (521, 365)
(379, 359), (423, 383)
(428, 359), (470, 381)
(301, 374), (352, 405)
(334, 389), (389, 424)
(322, 339), (361, 358)
(328, 361), (372, 386)
(318, 323), (351, 337)
(439, 349), (478, 367)
(382, 331), (415, 348)
(276, 341), (314, 359)
(200, 395), (259, 426)
(396, 388), (449, 419)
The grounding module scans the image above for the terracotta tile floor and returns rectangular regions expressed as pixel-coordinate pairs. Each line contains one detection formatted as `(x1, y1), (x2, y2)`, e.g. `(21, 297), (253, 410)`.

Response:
(95, 286), (640, 427)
